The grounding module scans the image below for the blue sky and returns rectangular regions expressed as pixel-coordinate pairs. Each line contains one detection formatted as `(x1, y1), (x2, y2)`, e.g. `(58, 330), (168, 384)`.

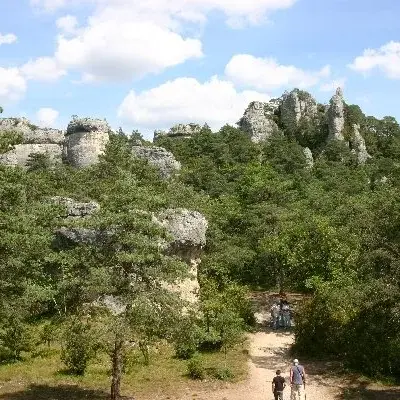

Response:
(0, 0), (399, 138)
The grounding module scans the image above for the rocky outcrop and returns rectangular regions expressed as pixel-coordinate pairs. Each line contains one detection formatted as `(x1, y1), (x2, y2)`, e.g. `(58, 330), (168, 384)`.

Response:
(49, 196), (100, 218)
(303, 147), (314, 168)
(0, 144), (62, 167)
(154, 123), (202, 141)
(64, 117), (110, 167)
(131, 145), (181, 179)
(280, 89), (318, 130)
(157, 208), (208, 303)
(0, 117), (64, 144)
(327, 88), (345, 141)
(351, 124), (371, 164)
(238, 101), (279, 143)
(54, 227), (113, 247)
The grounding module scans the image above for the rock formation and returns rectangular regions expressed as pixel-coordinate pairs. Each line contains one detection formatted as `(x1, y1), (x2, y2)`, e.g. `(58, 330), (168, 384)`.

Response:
(131, 145), (181, 179)
(0, 144), (62, 167)
(327, 87), (345, 141)
(238, 101), (280, 143)
(0, 117), (64, 144)
(64, 117), (110, 167)
(0, 117), (64, 167)
(303, 147), (314, 168)
(154, 123), (202, 141)
(49, 196), (100, 218)
(156, 208), (208, 303)
(280, 89), (318, 130)
(351, 124), (371, 164)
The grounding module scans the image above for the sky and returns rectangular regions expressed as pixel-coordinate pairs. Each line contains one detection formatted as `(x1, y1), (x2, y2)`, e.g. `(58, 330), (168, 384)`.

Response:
(0, 0), (399, 139)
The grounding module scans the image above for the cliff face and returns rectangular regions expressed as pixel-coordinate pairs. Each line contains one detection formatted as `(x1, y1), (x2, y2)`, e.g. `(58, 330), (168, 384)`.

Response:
(64, 118), (110, 167)
(238, 101), (280, 143)
(280, 89), (318, 130)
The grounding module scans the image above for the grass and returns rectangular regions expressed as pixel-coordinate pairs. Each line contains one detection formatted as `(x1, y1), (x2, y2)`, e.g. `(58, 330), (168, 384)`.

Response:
(0, 341), (249, 399)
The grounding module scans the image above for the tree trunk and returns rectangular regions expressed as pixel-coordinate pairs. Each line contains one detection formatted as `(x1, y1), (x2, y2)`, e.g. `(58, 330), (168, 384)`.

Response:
(110, 336), (124, 400)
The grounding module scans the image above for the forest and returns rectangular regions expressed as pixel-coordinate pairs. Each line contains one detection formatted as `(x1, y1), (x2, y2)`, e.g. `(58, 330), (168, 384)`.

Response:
(0, 88), (399, 398)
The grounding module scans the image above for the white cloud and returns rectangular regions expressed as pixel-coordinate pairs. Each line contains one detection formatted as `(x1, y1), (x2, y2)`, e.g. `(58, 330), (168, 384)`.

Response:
(36, 107), (59, 127)
(0, 67), (27, 104)
(319, 78), (346, 93)
(56, 15), (79, 35)
(55, 20), (203, 82)
(117, 75), (269, 135)
(21, 57), (67, 82)
(349, 41), (400, 79)
(225, 54), (331, 91)
(0, 33), (17, 45)
(30, 0), (297, 82)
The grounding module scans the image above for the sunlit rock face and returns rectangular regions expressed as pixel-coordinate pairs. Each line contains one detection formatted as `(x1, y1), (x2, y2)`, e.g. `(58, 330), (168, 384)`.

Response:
(131, 145), (181, 179)
(239, 101), (280, 143)
(280, 89), (318, 130)
(64, 117), (110, 167)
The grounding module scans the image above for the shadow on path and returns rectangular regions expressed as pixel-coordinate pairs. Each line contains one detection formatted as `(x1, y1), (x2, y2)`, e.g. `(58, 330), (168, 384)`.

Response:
(0, 384), (123, 400)
(336, 382), (400, 400)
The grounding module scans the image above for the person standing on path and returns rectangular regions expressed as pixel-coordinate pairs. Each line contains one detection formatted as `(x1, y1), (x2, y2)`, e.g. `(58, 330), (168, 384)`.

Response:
(272, 369), (286, 400)
(290, 359), (306, 400)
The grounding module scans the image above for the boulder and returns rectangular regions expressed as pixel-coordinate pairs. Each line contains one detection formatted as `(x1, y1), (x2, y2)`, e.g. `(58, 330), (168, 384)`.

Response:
(49, 196), (100, 218)
(327, 87), (345, 141)
(280, 89), (318, 130)
(64, 117), (110, 167)
(131, 145), (181, 179)
(0, 144), (62, 167)
(239, 101), (280, 143)
(54, 227), (113, 247)
(0, 117), (64, 144)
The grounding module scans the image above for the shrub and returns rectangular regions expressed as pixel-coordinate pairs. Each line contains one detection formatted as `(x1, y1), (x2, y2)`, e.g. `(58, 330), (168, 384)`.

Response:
(0, 317), (34, 361)
(61, 317), (95, 375)
(187, 354), (206, 380)
(208, 367), (234, 380)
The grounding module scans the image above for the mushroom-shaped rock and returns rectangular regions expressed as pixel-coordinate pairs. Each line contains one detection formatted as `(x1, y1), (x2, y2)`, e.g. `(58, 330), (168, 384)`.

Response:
(131, 145), (181, 179)
(327, 87), (345, 141)
(0, 144), (62, 167)
(49, 196), (100, 218)
(0, 118), (64, 144)
(154, 123), (203, 141)
(303, 147), (314, 168)
(351, 124), (371, 164)
(239, 101), (280, 143)
(280, 89), (318, 130)
(64, 117), (110, 167)
(157, 208), (208, 304)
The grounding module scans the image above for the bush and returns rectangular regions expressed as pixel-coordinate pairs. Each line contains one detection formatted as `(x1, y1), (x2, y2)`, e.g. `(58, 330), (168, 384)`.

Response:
(0, 317), (34, 361)
(208, 366), (234, 380)
(61, 317), (95, 375)
(187, 354), (206, 380)
(173, 316), (204, 359)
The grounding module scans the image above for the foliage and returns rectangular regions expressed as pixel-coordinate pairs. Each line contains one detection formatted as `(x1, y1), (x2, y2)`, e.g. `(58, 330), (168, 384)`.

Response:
(61, 317), (96, 375)
(187, 354), (206, 379)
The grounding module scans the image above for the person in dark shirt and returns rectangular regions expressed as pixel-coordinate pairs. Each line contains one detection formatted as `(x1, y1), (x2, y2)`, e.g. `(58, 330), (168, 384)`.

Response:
(272, 369), (286, 400)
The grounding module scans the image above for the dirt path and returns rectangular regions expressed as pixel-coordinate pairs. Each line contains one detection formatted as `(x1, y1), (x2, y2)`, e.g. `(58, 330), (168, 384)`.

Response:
(172, 294), (340, 400)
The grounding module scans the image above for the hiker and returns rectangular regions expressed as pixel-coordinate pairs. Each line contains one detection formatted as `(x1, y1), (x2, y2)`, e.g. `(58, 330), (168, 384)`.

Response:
(290, 359), (306, 400)
(272, 369), (286, 400)
(270, 302), (280, 329)
(282, 301), (291, 328)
